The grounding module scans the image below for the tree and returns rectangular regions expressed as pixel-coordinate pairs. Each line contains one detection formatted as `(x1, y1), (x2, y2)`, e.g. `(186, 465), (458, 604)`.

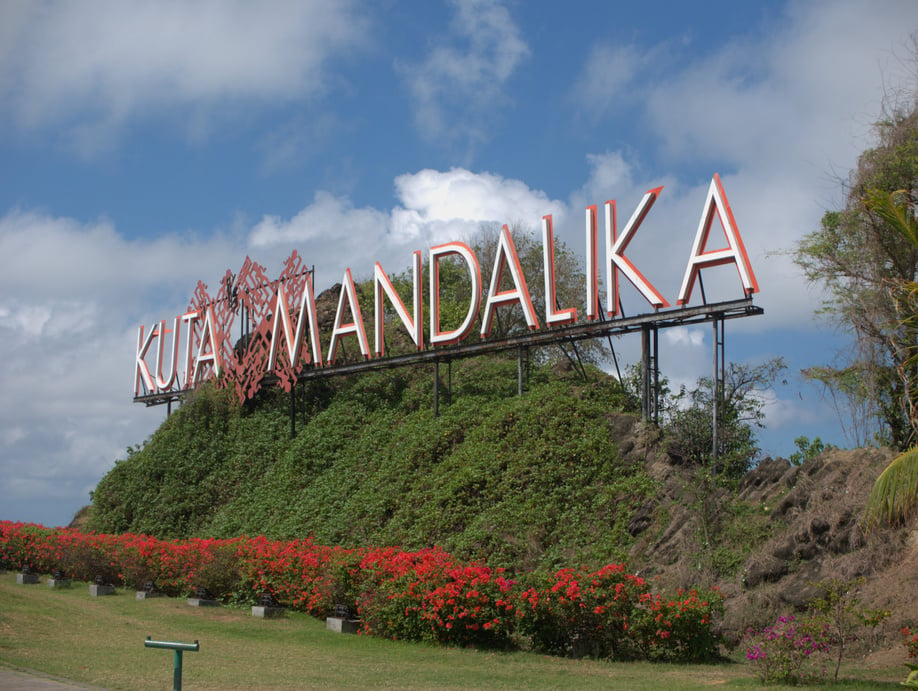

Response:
(664, 358), (787, 484)
(405, 221), (608, 373)
(862, 186), (918, 528)
(794, 103), (918, 450)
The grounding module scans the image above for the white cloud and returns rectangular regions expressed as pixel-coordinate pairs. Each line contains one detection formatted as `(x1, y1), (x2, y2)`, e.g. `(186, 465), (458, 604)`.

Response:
(665, 326), (705, 348)
(0, 0), (369, 146)
(398, 0), (529, 147)
(571, 44), (659, 121)
(0, 210), (241, 300)
(391, 167), (565, 244)
(571, 0), (918, 333)
(247, 168), (567, 286)
(251, 191), (389, 248)
(636, 0), (917, 178)
(0, 208), (253, 524)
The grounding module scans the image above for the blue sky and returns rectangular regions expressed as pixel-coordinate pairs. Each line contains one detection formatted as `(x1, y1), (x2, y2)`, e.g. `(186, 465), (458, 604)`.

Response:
(1, 0), (916, 529)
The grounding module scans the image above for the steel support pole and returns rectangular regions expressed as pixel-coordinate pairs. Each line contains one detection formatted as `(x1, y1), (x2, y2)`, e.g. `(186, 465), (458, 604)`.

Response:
(434, 359), (440, 418)
(517, 348), (523, 396)
(652, 326), (659, 424)
(173, 650), (184, 691)
(641, 326), (651, 421)
(712, 316), (725, 464)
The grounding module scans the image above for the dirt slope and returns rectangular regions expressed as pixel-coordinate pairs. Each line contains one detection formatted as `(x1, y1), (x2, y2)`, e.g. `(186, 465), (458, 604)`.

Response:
(620, 422), (914, 654)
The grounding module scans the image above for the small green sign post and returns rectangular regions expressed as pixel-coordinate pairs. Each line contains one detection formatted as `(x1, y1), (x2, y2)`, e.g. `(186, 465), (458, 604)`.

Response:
(144, 637), (199, 691)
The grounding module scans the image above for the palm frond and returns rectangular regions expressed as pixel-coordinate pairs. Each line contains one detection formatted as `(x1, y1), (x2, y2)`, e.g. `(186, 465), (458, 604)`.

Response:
(863, 446), (918, 529)
(864, 188), (918, 248)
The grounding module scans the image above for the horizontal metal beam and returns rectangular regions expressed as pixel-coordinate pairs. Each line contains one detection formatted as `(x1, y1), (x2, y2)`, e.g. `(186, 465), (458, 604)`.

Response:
(144, 638), (200, 652)
(134, 298), (763, 406)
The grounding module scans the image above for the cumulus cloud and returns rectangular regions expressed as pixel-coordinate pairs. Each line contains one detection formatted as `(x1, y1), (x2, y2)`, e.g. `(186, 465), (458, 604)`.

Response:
(570, 0), (918, 334)
(391, 167), (566, 244)
(398, 0), (529, 148)
(244, 168), (567, 287)
(0, 0), (369, 147)
(0, 210), (241, 301)
(0, 208), (253, 525)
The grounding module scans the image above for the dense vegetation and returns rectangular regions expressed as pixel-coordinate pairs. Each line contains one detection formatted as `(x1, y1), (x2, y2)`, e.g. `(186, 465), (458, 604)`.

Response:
(796, 102), (918, 450)
(91, 356), (656, 574)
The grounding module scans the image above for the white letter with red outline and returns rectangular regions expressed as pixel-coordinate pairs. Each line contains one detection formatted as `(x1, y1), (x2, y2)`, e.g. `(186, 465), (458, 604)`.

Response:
(327, 268), (370, 363)
(134, 325), (156, 395)
(677, 173), (759, 305)
(192, 304), (222, 384)
(429, 242), (481, 346)
(606, 189), (670, 314)
(267, 276), (322, 372)
(180, 311), (199, 389)
(154, 317), (181, 390)
(542, 215), (577, 326)
(480, 225), (539, 337)
(374, 251), (423, 357)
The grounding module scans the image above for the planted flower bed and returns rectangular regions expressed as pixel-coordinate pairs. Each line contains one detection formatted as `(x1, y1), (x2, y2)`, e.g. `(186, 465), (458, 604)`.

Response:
(0, 520), (722, 661)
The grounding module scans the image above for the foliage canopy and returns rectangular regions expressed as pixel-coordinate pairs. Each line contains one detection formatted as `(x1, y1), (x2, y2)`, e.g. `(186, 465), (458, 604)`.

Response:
(795, 104), (918, 449)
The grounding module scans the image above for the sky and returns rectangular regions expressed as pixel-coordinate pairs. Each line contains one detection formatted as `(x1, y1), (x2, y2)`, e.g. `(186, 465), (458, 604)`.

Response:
(1, 0), (917, 529)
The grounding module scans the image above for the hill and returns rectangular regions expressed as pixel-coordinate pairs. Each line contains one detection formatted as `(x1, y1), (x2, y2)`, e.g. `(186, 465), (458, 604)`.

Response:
(89, 355), (916, 652)
(92, 357), (651, 572)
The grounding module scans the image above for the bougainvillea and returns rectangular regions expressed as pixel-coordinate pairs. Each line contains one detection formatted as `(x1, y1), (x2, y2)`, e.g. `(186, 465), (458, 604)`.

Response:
(0, 521), (722, 661)
(745, 614), (830, 685)
(516, 564), (723, 661)
(903, 627), (918, 660)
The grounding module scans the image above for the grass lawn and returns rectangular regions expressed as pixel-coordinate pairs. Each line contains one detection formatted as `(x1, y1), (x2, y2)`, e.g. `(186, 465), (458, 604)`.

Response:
(0, 574), (904, 689)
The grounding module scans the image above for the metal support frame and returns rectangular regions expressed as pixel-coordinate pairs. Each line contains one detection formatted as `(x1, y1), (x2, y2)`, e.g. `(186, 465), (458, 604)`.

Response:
(434, 359), (440, 418)
(640, 325), (660, 423)
(137, 299), (764, 426)
(433, 358), (454, 418)
(712, 315), (725, 464)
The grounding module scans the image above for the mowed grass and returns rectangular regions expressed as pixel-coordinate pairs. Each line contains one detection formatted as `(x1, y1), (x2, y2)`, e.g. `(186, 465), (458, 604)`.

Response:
(0, 574), (903, 690)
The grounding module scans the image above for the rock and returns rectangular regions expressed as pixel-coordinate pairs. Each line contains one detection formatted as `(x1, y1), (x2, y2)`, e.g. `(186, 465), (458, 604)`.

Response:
(744, 555), (789, 589)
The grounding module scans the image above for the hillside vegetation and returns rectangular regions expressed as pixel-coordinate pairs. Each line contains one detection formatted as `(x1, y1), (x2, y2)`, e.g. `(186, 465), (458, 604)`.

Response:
(92, 357), (654, 573)
(89, 353), (918, 654)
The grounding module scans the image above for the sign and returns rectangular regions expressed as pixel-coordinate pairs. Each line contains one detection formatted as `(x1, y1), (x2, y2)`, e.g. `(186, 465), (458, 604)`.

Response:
(134, 174), (759, 405)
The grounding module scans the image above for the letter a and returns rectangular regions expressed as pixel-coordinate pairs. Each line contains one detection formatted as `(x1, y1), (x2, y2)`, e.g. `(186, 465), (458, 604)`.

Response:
(192, 305), (222, 384)
(327, 268), (370, 364)
(480, 225), (539, 337)
(677, 173), (759, 305)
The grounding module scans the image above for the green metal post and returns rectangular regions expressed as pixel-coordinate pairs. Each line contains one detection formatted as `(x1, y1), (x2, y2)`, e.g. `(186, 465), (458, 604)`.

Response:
(145, 637), (199, 691)
(173, 649), (183, 691)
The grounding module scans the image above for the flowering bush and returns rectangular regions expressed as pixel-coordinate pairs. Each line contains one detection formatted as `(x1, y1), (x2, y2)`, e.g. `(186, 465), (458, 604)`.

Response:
(745, 614), (830, 685)
(630, 587), (724, 662)
(903, 627), (918, 659)
(518, 565), (645, 658)
(354, 547), (517, 648)
(0, 520), (721, 661)
(235, 536), (360, 614)
(517, 565), (723, 661)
